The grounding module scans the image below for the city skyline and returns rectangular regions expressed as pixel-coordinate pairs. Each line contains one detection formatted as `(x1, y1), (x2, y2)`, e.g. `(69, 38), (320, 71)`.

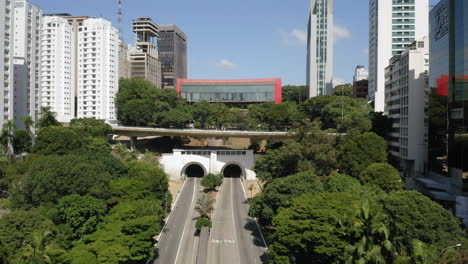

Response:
(28, 0), (436, 86)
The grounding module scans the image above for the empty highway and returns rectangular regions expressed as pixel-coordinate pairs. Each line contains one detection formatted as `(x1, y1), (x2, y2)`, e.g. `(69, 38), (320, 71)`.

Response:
(154, 177), (201, 264)
(209, 178), (267, 264)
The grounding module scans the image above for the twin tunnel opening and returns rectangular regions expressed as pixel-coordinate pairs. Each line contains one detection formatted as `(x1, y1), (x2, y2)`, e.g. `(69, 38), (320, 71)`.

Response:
(184, 164), (243, 178)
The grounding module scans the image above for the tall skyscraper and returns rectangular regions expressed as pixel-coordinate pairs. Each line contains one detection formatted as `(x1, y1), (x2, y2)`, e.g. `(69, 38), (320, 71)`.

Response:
(77, 18), (119, 122)
(306, 0), (334, 98)
(0, 0), (14, 128)
(13, 0), (42, 128)
(41, 16), (75, 123)
(158, 24), (187, 89)
(368, 0), (428, 112)
(129, 17), (162, 88)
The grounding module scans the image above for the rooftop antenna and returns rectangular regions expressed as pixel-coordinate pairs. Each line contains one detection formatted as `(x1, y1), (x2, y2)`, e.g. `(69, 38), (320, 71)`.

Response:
(118, 0), (123, 42)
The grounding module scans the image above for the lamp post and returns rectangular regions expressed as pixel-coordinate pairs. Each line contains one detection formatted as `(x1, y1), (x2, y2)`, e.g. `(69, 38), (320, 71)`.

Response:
(441, 243), (462, 253)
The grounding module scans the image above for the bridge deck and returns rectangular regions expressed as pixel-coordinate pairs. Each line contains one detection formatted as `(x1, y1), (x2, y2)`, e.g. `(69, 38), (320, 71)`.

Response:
(112, 126), (295, 139)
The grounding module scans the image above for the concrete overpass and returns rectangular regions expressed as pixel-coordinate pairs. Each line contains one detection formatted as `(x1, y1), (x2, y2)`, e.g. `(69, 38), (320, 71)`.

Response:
(112, 126), (295, 139)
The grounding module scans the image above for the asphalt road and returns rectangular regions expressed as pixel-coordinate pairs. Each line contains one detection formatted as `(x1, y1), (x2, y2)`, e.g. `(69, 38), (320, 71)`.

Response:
(154, 177), (201, 264)
(209, 178), (267, 264)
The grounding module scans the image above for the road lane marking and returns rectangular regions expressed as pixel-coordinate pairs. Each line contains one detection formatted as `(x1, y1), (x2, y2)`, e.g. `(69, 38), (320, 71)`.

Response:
(238, 178), (269, 249)
(174, 178), (197, 264)
(231, 178), (242, 264)
(156, 178), (188, 245)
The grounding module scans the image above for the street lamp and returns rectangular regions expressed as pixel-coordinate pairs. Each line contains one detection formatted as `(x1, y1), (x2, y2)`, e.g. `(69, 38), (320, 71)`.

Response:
(441, 243), (462, 253)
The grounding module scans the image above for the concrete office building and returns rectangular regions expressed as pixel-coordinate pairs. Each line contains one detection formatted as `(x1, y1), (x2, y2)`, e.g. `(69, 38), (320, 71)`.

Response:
(118, 42), (130, 79)
(354, 65), (369, 82)
(368, 0), (428, 112)
(158, 24), (187, 89)
(77, 18), (119, 122)
(0, 0), (14, 128)
(384, 37), (429, 185)
(129, 17), (161, 88)
(41, 16), (75, 123)
(13, 0), (42, 128)
(416, 0), (467, 227)
(306, 0), (334, 98)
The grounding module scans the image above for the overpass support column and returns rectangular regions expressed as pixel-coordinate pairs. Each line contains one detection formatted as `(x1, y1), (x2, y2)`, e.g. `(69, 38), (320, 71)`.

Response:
(209, 150), (217, 174)
(130, 136), (138, 150)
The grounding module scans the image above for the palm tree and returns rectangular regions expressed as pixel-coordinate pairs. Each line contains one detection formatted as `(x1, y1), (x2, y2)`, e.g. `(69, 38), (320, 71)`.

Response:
(37, 107), (61, 128)
(14, 231), (55, 264)
(195, 193), (215, 219)
(346, 201), (393, 264)
(0, 120), (16, 161)
(22, 116), (36, 142)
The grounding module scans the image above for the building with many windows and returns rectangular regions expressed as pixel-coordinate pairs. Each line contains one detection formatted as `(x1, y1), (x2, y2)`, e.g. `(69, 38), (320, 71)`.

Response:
(129, 17), (161, 88)
(368, 0), (428, 112)
(13, 0), (42, 128)
(158, 24), (187, 89)
(353, 65), (369, 99)
(177, 79), (282, 104)
(77, 18), (119, 122)
(384, 37), (429, 186)
(41, 16), (75, 123)
(0, 0), (14, 128)
(417, 0), (468, 227)
(306, 0), (334, 98)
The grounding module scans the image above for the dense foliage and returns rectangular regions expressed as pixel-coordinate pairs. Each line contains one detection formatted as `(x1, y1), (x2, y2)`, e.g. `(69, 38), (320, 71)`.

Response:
(0, 118), (171, 263)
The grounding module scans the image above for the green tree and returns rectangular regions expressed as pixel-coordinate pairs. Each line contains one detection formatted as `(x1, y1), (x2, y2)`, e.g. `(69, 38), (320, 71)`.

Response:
(0, 120), (16, 159)
(338, 132), (388, 177)
(57, 195), (108, 238)
(13, 130), (32, 155)
(282, 85), (307, 103)
(195, 217), (212, 231)
(254, 148), (298, 182)
(33, 126), (85, 155)
(345, 201), (393, 264)
(11, 155), (115, 207)
(300, 95), (336, 121)
(14, 230), (66, 264)
(38, 106), (61, 128)
(370, 112), (392, 140)
(269, 193), (364, 264)
(70, 118), (112, 138)
(383, 191), (468, 256)
(332, 83), (353, 97)
(192, 100), (212, 128)
(359, 163), (404, 192)
(249, 171), (323, 227)
(209, 103), (230, 129)
(201, 173), (223, 192)
(195, 193), (215, 219)
(324, 173), (362, 193)
(159, 105), (193, 128)
(0, 210), (57, 262)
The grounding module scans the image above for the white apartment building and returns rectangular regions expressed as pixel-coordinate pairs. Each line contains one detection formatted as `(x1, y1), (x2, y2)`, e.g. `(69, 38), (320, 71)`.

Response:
(354, 65), (369, 82)
(0, 0), (14, 128)
(77, 18), (118, 122)
(384, 37), (429, 182)
(40, 16), (75, 123)
(306, 0), (334, 98)
(369, 0), (428, 112)
(13, 0), (42, 128)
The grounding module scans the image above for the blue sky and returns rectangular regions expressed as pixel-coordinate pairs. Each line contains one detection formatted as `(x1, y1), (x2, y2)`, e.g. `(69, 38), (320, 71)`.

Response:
(33, 0), (440, 86)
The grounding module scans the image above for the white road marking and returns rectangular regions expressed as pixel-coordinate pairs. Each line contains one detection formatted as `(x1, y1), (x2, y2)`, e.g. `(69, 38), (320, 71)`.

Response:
(174, 178), (198, 264)
(231, 178), (242, 264)
(156, 178), (188, 244)
(239, 178), (269, 249)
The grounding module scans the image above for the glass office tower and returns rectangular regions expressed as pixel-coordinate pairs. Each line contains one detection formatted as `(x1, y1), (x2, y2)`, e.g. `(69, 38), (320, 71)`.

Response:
(428, 0), (468, 226)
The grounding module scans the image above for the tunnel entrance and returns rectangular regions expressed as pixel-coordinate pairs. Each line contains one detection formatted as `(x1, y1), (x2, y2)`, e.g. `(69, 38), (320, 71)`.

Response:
(223, 164), (243, 178)
(185, 164), (205, 178)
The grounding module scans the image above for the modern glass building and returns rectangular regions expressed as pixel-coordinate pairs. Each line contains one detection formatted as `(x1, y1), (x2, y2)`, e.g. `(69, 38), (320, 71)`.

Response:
(306, 0), (333, 98)
(176, 79), (282, 104)
(423, 0), (468, 226)
(158, 25), (187, 89)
